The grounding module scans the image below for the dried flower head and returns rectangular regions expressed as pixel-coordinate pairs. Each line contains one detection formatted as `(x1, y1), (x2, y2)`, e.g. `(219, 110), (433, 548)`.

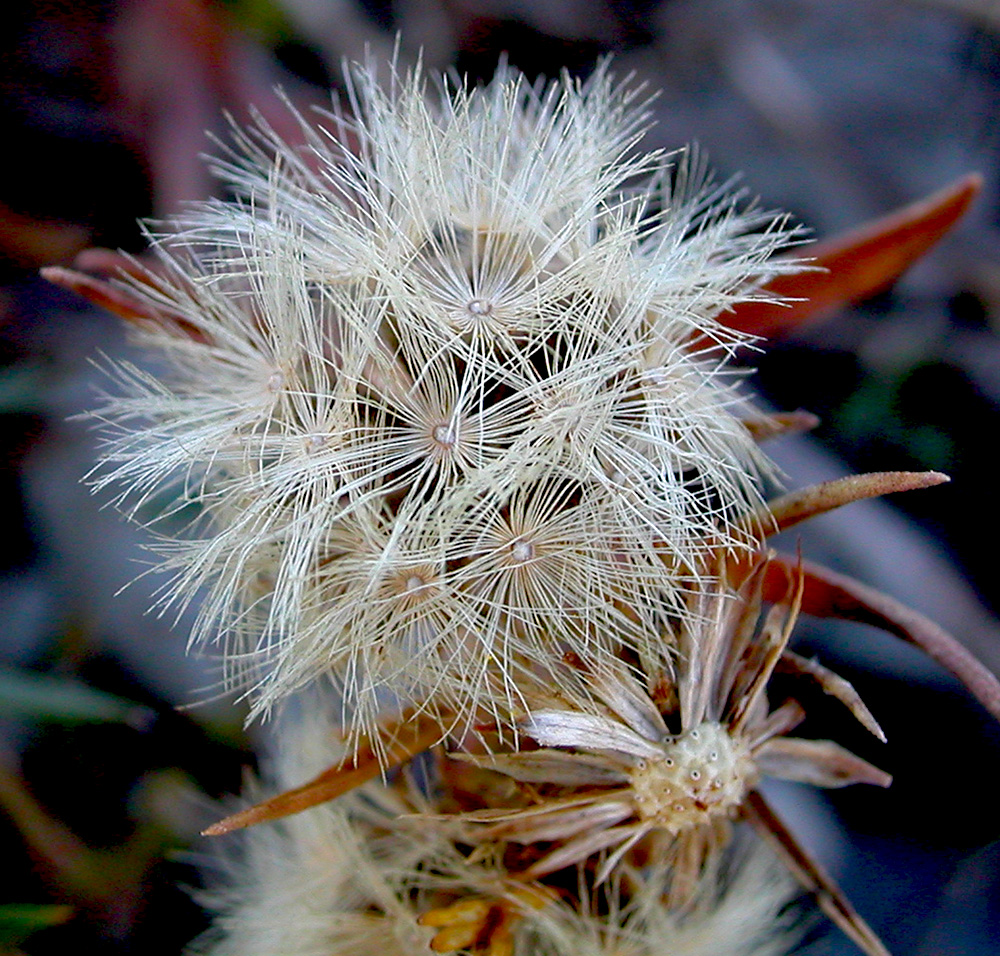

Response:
(441, 557), (889, 949)
(195, 709), (803, 956)
(84, 59), (802, 735)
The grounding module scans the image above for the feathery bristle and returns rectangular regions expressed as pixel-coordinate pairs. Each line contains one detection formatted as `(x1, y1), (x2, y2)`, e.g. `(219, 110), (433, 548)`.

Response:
(87, 58), (803, 737)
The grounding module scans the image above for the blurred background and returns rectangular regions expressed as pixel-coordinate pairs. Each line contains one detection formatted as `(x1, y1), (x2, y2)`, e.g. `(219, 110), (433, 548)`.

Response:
(2, 1), (1000, 953)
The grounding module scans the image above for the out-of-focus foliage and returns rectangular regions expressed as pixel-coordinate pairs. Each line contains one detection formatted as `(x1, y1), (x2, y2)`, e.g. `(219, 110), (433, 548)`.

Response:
(0, 903), (72, 951)
(0, 669), (152, 726)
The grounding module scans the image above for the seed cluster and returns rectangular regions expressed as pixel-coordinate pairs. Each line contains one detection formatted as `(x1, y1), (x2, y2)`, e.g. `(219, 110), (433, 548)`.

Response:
(630, 722), (756, 831)
(74, 58), (937, 956)
(91, 62), (798, 736)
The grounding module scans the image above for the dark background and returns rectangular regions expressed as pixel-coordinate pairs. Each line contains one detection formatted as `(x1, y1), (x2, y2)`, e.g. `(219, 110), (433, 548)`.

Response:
(2, 1), (999, 953)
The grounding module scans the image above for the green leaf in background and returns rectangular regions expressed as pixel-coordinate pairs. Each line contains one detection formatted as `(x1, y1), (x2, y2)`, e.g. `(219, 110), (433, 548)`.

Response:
(0, 364), (44, 414)
(0, 668), (153, 727)
(0, 903), (72, 947)
(218, 0), (295, 43)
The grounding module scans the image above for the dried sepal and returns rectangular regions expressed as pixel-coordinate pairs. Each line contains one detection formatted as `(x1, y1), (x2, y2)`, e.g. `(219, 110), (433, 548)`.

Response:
(454, 750), (629, 787)
(41, 265), (166, 327)
(741, 410), (820, 443)
(753, 738), (891, 789)
(42, 249), (209, 342)
(741, 470), (949, 539)
(777, 649), (886, 742)
(727, 566), (803, 734)
(743, 790), (891, 956)
(765, 555), (1000, 725)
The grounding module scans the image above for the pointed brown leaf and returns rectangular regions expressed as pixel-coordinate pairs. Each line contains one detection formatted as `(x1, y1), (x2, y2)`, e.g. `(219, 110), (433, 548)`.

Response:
(745, 471), (949, 538)
(41, 266), (165, 326)
(744, 790), (892, 956)
(725, 173), (981, 339)
(41, 253), (208, 342)
(779, 649), (886, 741)
(202, 713), (444, 836)
(755, 737), (892, 789)
(763, 556), (1000, 726)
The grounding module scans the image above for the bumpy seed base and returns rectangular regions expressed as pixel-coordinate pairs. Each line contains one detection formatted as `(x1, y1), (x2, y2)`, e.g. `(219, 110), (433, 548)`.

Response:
(629, 722), (756, 833)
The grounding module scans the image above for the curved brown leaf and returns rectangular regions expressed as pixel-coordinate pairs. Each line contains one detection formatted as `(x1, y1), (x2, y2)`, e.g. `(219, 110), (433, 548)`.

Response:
(763, 556), (1000, 726)
(778, 649), (886, 742)
(725, 173), (982, 339)
(744, 470), (949, 538)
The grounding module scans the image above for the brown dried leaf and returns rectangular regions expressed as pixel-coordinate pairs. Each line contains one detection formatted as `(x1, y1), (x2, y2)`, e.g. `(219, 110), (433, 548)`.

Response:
(764, 556), (1000, 727)
(724, 173), (982, 339)
(40, 266), (164, 326)
(40, 260), (209, 343)
(741, 410), (821, 443)
(202, 712), (444, 836)
(778, 649), (886, 742)
(746, 470), (949, 538)
(755, 737), (892, 788)
(744, 790), (892, 956)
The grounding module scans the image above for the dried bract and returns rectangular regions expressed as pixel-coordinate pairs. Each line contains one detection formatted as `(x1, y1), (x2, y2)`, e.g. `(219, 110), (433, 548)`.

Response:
(447, 560), (888, 910)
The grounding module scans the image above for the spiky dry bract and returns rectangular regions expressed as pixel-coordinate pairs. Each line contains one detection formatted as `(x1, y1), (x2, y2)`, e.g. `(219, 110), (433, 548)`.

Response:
(193, 710), (802, 956)
(89, 59), (803, 735)
(445, 562), (889, 896)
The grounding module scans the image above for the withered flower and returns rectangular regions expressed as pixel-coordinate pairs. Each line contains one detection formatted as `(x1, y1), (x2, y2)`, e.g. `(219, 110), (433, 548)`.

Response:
(448, 558), (888, 943)
(195, 709), (803, 956)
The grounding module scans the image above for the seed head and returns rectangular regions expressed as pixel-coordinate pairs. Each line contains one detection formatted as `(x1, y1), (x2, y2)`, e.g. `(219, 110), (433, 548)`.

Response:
(88, 59), (802, 735)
